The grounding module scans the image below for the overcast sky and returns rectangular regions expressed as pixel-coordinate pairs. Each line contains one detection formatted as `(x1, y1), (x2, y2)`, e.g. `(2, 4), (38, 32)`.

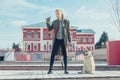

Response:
(0, 0), (120, 49)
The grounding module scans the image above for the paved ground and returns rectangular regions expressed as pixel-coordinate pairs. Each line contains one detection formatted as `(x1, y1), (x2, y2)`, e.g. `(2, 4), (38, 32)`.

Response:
(0, 63), (106, 66)
(0, 70), (120, 80)
(0, 62), (120, 71)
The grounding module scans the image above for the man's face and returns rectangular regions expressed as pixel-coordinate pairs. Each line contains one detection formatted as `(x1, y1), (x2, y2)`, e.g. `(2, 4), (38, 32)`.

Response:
(56, 11), (62, 20)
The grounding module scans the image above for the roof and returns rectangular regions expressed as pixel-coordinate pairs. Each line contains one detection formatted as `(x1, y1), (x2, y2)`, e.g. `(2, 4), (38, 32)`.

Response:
(76, 29), (95, 34)
(22, 22), (95, 34)
(22, 22), (47, 28)
(70, 26), (78, 29)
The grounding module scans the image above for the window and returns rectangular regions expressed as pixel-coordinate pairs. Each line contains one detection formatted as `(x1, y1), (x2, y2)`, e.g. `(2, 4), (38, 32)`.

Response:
(77, 37), (79, 41)
(82, 37), (86, 42)
(49, 45), (52, 50)
(81, 47), (83, 51)
(43, 33), (46, 39)
(27, 32), (31, 38)
(77, 36), (81, 42)
(71, 32), (74, 39)
(44, 45), (46, 50)
(48, 32), (52, 38)
(34, 32), (38, 38)
(88, 37), (92, 42)
(27, 44), (31, 51)
(73, 32), (76, 39)
(34, 44), (38, 51)
(92, 46), (94, 50)
(78, 36), (81, 42)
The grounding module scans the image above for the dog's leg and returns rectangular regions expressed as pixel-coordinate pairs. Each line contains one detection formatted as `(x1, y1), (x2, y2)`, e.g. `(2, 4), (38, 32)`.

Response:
(82, 66), (86, 74)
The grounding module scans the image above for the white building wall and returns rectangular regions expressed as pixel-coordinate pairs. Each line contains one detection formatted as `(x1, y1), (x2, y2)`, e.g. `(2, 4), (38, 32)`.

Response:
(77, 44), (95, 51)
(40, 27), (54, 51)
(40, 40), (53, 51)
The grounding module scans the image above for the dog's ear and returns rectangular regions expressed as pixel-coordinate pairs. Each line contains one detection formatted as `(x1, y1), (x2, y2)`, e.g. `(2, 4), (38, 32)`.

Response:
(84, 51), (89, 56)
(83, 51), (85, 55)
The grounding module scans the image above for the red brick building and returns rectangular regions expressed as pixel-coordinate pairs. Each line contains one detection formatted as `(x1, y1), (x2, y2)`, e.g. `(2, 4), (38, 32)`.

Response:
(22, 22), (95, 52)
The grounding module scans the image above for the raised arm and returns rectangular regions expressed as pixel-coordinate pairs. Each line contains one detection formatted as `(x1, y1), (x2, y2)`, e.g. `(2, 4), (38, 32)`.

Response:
(46, 23), (54, 31)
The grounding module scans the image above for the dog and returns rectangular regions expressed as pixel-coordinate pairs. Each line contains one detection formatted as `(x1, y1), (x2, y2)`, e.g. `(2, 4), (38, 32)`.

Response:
(82, 49), (95, 74)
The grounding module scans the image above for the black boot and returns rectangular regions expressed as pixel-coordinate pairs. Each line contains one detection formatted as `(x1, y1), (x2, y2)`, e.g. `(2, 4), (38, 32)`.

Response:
(48, 54), (55, 74)
(64, 59), (69, 74)
(48, 65), (53, 74)
(48, 70), (52, 74)
(64, 70), (69, 74)
(64, 66), (69, 74)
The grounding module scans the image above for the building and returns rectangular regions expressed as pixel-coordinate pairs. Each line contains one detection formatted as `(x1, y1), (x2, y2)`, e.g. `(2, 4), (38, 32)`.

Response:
(22, 22), (95, 52)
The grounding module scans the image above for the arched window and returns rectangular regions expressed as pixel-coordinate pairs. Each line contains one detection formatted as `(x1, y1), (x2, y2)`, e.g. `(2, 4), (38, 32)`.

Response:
(34, 43), (38, 51)
(48, 32), (52, 38)
(44, 45), (46, 50)
(27, 43), (31, 51)
(49, 45), (52, 50)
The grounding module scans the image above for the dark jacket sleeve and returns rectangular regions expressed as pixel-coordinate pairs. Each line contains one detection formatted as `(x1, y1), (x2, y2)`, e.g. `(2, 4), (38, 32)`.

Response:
(46, 21), (54, 31)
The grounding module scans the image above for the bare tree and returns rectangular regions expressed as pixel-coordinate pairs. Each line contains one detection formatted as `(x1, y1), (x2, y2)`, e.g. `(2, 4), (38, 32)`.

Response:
(109, 0), (120, 32)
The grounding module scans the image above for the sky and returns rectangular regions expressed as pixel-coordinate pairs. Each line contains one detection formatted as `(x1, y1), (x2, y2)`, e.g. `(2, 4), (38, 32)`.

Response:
(0, 0), (120, 49)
